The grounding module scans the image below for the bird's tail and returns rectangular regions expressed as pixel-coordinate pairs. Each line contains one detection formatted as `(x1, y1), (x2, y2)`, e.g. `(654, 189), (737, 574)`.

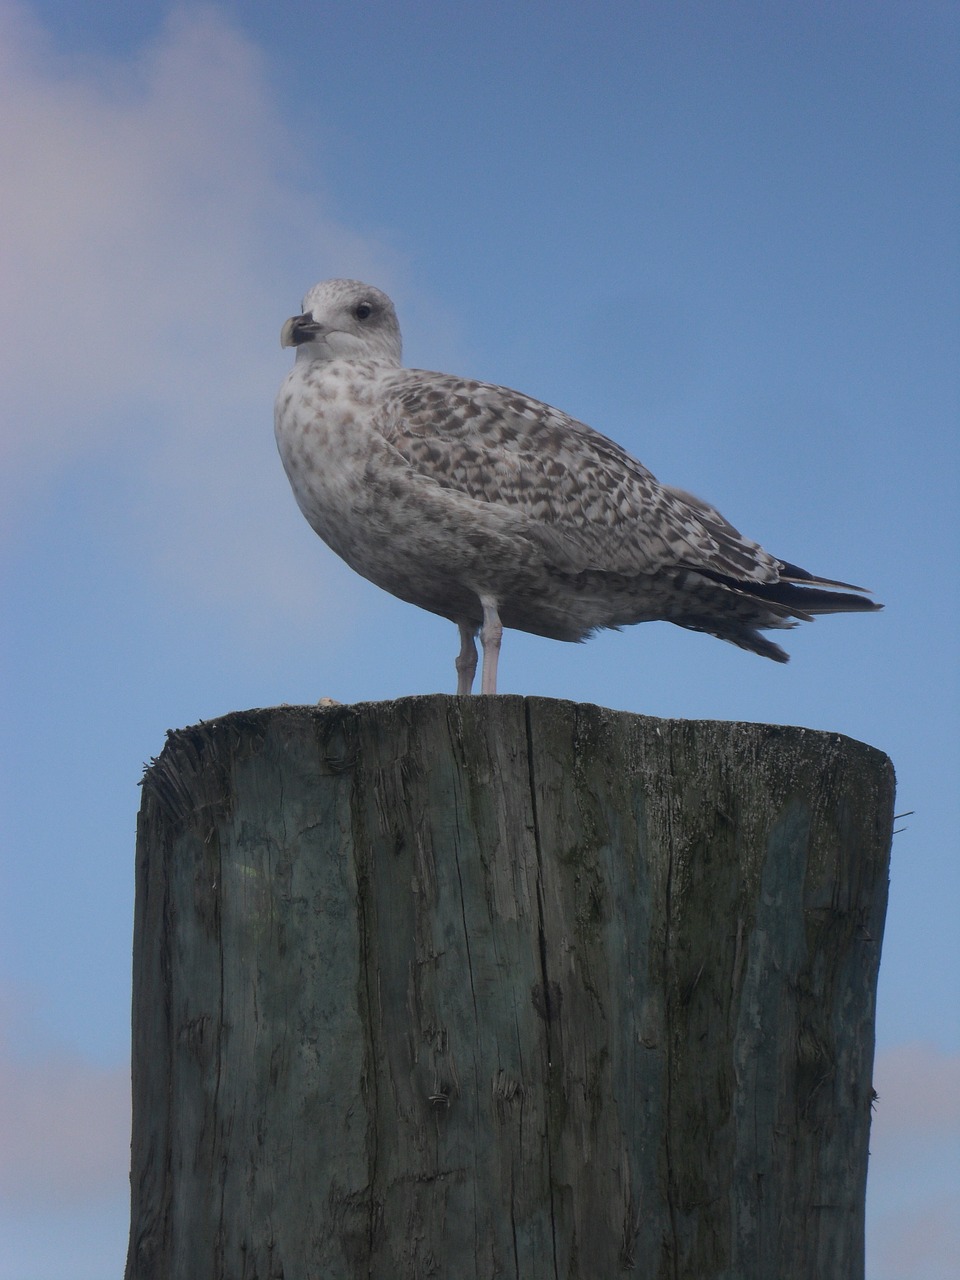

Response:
(676, 563), (882, 661)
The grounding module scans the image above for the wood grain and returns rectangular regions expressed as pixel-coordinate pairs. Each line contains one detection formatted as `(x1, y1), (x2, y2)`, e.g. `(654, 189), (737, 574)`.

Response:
(126, 696), (893, 1279)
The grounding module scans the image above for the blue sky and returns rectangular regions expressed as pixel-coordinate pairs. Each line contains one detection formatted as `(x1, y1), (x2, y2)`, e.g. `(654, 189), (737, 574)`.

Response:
(0, 2), (957, 1275)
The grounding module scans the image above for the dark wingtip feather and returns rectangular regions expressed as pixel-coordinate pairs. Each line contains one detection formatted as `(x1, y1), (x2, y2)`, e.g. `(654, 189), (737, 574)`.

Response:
(751, 581), (883, 616)
(695, 562), (883, 618)
(777, 560), (877, 597)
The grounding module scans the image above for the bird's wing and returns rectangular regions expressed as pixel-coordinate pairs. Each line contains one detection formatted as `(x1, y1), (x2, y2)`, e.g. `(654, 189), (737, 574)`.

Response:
(376, 370), (783, 583)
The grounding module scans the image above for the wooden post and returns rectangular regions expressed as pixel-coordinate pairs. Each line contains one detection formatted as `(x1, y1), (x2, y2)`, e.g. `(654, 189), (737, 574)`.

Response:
(125, 696), (893, 1280)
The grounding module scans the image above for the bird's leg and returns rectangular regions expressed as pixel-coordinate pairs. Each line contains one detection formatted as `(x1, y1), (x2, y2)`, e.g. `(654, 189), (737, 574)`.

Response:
(455, 621), (478, 695)
(479, 596), (503, 695)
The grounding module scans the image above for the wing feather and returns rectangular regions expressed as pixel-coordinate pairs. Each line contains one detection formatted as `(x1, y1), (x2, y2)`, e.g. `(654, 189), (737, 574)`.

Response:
(377, 370), (783, 583)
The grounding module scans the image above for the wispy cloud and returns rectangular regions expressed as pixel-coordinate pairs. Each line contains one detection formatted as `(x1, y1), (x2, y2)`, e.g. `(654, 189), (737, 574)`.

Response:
(0, 1050), (128, 1205)
(867, 1042), (960, 1280)
(0, 1), (405, 423)
(872, 1041), (960, 1136)
(0, 985), (128, 1205)
(0, 3), (409, 624)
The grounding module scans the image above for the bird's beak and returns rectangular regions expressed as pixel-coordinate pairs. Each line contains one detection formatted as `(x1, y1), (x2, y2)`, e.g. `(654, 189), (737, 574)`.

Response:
(281, 314), (323, 348)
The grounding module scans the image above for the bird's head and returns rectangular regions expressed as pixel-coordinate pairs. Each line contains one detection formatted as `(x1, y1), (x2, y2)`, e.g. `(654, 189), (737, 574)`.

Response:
(281, 279), (402, 366)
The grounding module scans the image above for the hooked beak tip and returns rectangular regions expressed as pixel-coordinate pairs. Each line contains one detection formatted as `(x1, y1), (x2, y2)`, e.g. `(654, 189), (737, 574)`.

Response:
(281, 314), (321, 348)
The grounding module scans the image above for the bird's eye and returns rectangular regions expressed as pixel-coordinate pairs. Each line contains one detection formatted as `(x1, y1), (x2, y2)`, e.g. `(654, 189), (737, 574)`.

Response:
(355, 301), (374, 320)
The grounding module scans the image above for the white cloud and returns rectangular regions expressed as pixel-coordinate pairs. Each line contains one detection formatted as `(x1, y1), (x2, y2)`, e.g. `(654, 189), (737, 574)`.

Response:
(0, 986), (128, 1205)
(1, 5), (285, 449)
(0, 2), (410, 624)
(871, 1041), (960, 1136)
(867, 1043), (960, 1280)
(0, 1049), (129, 1205)
(869, 1198), (960, 1280)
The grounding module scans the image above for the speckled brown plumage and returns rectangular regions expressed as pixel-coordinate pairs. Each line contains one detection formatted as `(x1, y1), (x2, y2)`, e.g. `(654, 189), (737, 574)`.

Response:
(275, 279), (880, 693)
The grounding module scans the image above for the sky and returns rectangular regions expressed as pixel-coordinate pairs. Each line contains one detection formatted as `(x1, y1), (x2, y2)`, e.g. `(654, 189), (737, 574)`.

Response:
(0, 1), (957, 1275)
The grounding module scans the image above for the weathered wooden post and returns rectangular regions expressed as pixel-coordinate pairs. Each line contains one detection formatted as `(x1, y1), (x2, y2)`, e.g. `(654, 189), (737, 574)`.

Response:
(126, 696), (893, 1279)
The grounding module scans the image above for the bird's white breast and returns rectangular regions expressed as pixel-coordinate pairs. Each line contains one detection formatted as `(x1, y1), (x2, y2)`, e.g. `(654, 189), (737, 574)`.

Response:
(274, 358), (391, 555)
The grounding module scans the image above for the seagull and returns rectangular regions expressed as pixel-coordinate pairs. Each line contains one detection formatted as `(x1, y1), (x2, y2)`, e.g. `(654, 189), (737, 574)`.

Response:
(275, 279), (880, 694)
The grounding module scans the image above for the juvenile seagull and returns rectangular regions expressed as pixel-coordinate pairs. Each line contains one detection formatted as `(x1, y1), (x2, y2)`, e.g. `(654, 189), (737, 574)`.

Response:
(275, 279), (880, 694)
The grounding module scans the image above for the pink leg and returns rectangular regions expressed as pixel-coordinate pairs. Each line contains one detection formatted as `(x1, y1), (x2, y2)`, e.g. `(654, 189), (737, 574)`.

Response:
(479, 597), (503, 695)
(455, 621), (478, 695)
